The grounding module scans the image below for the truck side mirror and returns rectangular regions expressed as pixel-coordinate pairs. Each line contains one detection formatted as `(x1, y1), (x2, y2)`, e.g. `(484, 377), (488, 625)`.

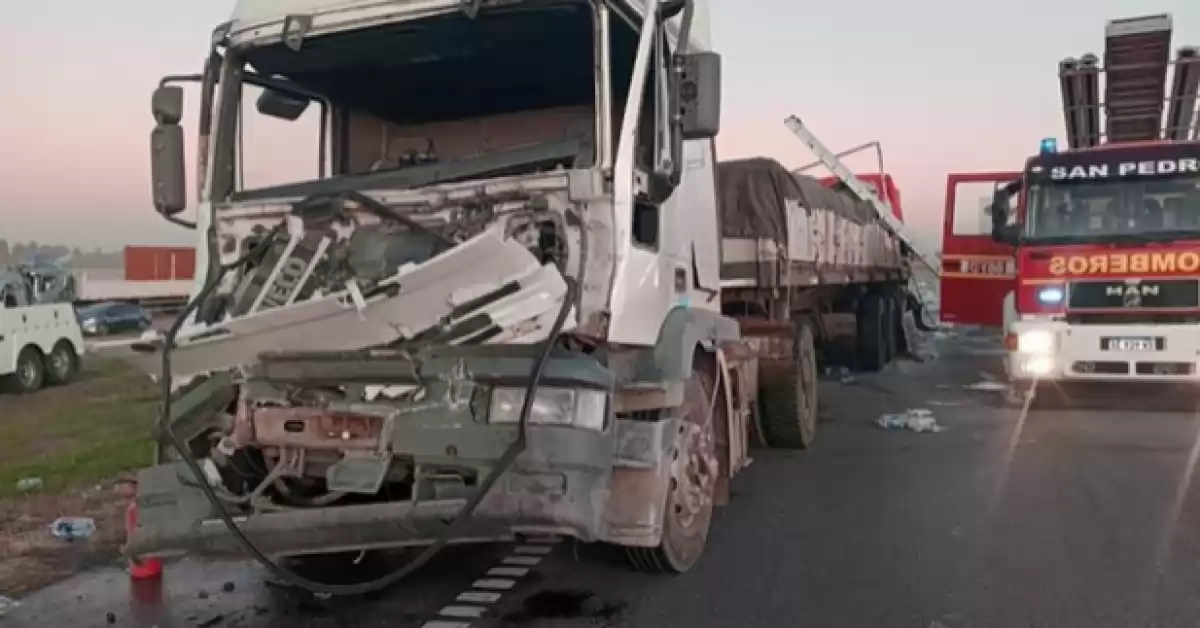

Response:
(257, 88), (310, 121)
(150, 86), (186, 216)
(678, 52), (721, 140)
(152, 85), (183, 125)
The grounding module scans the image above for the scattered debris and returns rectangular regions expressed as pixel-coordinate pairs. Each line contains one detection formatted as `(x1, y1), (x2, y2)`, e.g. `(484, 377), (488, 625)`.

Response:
(106, 611), (117, 624)
(901, 311), (940, 362)
(0, 596), (18, 617)
(191, 612), (225, 627)
(824, 366), (856, 384)
(15, 477), (43, 493)
(49, 517), (96, 541)
(876, 408), (945, 433)
(964, 381), (1007, 392)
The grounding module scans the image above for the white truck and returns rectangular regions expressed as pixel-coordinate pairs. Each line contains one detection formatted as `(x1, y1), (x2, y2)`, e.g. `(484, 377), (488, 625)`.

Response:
(124, 0), (930, 589)
(0, 264), (84, 393)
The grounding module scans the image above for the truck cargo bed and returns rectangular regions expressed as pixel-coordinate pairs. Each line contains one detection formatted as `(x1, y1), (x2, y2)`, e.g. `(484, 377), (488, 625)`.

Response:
(717, 158), (905, 289)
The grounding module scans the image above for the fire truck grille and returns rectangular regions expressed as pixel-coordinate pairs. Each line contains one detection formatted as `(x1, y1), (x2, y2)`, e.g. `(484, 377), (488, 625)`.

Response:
(1067, 278), (1200, 310)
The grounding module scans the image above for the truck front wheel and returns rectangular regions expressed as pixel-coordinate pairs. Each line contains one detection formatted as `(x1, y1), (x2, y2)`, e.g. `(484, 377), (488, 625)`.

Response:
(6, 347), (46, 394)
(626, 366), (718, 574)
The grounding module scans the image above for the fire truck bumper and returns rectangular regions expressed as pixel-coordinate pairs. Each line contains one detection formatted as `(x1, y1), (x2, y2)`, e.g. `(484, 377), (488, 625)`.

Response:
(1007, 320), (1200, 383)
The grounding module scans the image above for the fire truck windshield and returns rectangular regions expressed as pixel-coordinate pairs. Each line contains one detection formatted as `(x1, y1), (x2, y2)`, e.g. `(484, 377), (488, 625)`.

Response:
(1025, 175), (1200, 243)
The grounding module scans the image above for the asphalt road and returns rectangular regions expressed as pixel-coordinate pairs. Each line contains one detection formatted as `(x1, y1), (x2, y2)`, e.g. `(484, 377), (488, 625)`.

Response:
(11, 328), (1200, 628)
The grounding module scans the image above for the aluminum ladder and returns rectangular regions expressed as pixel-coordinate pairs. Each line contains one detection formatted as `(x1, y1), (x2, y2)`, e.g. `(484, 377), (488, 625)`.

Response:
(784, 115), (939, 276)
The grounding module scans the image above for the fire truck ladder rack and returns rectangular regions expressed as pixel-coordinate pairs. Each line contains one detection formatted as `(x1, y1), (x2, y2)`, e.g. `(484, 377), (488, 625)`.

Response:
(1059, 14), (1200, 147)
(784, 115), (940, 276)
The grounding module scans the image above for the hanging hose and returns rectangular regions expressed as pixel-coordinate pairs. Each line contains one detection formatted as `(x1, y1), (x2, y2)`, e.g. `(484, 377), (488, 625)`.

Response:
(154, 223), (578, 596)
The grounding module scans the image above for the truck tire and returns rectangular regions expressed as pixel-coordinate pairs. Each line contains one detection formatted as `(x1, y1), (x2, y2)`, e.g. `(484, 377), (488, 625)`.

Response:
(755, 318), (818, 449)
(880, 295), (898, 363)
(6, 346), (46, 394)
(892, 291), (910, 358)
(44, 341), (80, 386)
(856, 292), (887, 371)
(626, 366), (718, 574)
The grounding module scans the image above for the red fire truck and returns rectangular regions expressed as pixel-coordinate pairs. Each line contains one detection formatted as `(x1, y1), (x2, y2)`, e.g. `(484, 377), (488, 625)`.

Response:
(940, 13), (1200, 405)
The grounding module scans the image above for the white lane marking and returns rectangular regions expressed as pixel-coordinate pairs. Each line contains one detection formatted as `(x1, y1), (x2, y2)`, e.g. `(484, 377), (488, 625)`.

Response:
(502, 555), (542, 566)
(429, 536), (562, 626)
(439, 606), (487, 619)
(473, 578), (517, 590)
(487, 566), (529, 578)
(457, 591), (503, 604)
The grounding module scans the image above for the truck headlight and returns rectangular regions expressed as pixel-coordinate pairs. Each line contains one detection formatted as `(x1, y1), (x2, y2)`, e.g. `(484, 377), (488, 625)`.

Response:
(1022, 355), (1054, 376)
(1037, 287), (1064, 304)
(488, 387), (607, 431)
(1017, 330), (1054, 354)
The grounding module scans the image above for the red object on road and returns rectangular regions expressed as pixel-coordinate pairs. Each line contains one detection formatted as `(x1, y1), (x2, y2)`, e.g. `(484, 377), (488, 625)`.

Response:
(124, 246), (196, 281)
(125, 500), (163, 580)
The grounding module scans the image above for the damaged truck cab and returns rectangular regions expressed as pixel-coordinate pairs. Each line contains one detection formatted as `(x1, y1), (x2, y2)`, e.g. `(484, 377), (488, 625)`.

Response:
(129, 0), (753, 574)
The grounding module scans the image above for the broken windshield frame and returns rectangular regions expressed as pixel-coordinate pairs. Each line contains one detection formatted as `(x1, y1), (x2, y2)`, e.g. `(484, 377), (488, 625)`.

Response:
(1023, 175), (1200, 245)
(206, 1), (606, 206)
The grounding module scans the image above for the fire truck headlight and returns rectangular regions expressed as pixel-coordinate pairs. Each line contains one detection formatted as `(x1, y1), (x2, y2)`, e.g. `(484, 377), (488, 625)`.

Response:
(1023, 355), (1054, 376)
(1017, 330), (1054, 354)
(1037, 287), (1064, 304)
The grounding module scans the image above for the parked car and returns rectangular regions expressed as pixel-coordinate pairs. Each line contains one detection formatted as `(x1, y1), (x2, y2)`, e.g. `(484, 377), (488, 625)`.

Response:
(76, 301), (153, 336)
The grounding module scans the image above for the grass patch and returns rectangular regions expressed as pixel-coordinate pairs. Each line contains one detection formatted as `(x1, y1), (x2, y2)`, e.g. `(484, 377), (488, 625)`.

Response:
(0, 358), (159, 498)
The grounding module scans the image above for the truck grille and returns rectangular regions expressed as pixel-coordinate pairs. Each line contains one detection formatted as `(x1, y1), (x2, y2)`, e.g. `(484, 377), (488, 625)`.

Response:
(1067, 279), (1200, 310)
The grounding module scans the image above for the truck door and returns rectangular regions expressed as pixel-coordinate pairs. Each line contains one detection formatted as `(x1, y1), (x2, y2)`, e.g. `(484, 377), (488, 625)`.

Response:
(939, 172), (1020, 327)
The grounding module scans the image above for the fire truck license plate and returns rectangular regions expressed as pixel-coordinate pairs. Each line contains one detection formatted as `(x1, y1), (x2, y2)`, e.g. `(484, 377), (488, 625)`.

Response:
(1102, 337), (1157, 352)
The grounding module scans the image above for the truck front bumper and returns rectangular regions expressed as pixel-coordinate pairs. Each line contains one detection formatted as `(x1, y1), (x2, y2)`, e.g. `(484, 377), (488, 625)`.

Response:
(1007, 320), (1200, 383)
(125, 348), (681, 560)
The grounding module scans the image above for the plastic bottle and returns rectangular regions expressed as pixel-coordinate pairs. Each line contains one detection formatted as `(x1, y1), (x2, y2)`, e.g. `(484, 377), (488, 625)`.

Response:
(15, 477), (42, 493)
(49, 517), (96, 541)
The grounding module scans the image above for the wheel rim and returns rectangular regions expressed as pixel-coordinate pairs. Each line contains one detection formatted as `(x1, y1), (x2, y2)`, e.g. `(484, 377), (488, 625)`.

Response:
(670, 419), (718, 531)
(662, 373), (718, 569)
(51, 350), (69, 377)
(19, 359), (37, 387)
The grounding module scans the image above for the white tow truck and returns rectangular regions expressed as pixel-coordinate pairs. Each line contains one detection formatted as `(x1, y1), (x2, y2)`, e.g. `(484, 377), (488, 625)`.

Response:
(0, 263), (84, 393)
(123, 0), (933, 588)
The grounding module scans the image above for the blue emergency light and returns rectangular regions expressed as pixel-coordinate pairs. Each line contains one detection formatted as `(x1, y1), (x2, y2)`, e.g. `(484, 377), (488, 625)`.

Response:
(1039, 137), (1058, 154)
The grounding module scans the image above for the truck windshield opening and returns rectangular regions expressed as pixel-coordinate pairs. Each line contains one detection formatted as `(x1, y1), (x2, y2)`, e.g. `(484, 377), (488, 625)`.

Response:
(213, 3), (600, 203)
(1025, 175), (1200, 243)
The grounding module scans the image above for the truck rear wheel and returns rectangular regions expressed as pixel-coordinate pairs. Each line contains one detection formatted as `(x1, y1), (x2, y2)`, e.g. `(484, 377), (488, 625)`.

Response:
(881, 295), (898, 363)
(44, 341), (80, 386)
(626, 366), (718, 574)
(756, 318), (818, 449)
(856, 292), (887, 371)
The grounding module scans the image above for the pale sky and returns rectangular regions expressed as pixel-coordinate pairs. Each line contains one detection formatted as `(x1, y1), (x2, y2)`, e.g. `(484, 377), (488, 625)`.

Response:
(2, 0), (1198, 252)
